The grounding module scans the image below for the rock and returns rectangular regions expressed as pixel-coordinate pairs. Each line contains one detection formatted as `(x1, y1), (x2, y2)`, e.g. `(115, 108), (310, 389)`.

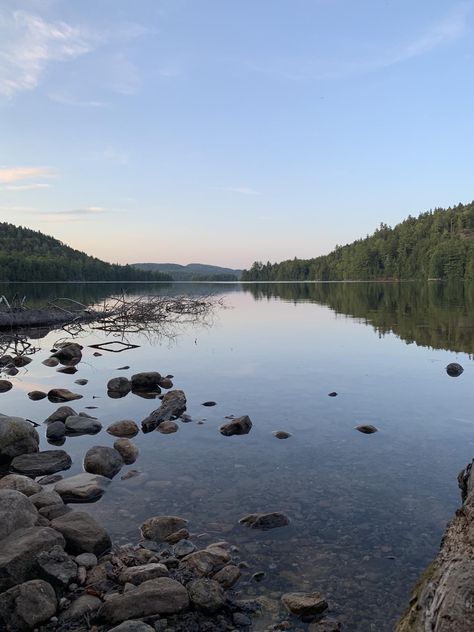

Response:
(29, 490), (64, 509)
(187, 578), (225, 613)
(38, 473), (63, 485)
(159, 377), (173, 389)
(328, 392), (338, 397)
(165, 528), (189, 544)
(158, 421), (178, 434)
(54, 473), (110, 503)
(121, 470), (140, 480)
(113, 438), (139, 464)
(0, 415), (39, 461)
(51, 511), (111, 556)
(109, 622), (155, 632)
(219, 415), (252, 436)
(119, 563), (169, 585)
(446, 362), (464, 377)
(233, 612), (252, 627)
(98, 577), (189, 624)
(273, 431), (291, 439)
(0, 473), (42, 496)
(239, 512), (290, 530)
(309, 619), (342, 631)
(48, 388), (83, 403)
(0, 380), (12, 393)
(131, 372), (161, 390)
(11, 450), (72, 476)
(213, 564), (241, 588)
(0, 526), (65, 591)
(0, 579), (57, 630)
(51, 342), (83, 365)
(57, 366), (78, 375)
(45, 406), (77, 423)
(75, 378), (88, 386)
(281, 591), (328, 619)
(36, 544), (77, 588)
(0, 489), (38, 540)
(28, 390), (47, 400)
(39, 504), (71, 520)
(141, 516), (188, 542)
(107, 377), (132, 395)
(107, 420), (139, 437)
(93, 352), (102, 357)
(173, 539), (196, 557)
(355, 424), (378, 434)
(116, 365), (130, 370)
(75, 552), (97, 568)
(202, 401), (216, 407)
(43, 357), (59, 367)
(252, 571), (265, 582)
(12, 356), (32, 367)
(84, 446), (123, 479)
(65, 415), (102, 435)
(46, 421), (66, 441)
(141, 390), (187, 433)
(60, 594), (102, 621)
(182, 547), (230, 577)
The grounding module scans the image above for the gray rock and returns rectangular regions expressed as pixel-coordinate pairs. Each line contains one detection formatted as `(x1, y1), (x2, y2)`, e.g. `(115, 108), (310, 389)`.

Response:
(54, 473), (110, 503)
(12, 356), (32, 367)
(0, 473), (42, 496)
(11, 450), (72, 476)
(98, 577), (189, 625)
(46, 421), (66, 441)
(107, 420), (139, 437)
(309, 619), (342, 631)
(187, 578), (225, 613)
(119, 563), (169, 585)
(173, 539), (196, 558)
(181, 547), (231, 577)
(51, 343), (83, 366)
(140, 516), (188, 542)
(36, 544), (78, 588)
(131, 372), (161, 390)
(446, 362), (464, 377)
(39, 504), (71, 520)
(219, 415), (252, 436)
(158, 420), (178, 434)
(75, 379), (88, 386)
(107, 377), (132, 395)
(109, 622), (155, 632)
(141, 390), (187, 433)
(0, 579), (56, 630)
(233, 612), (252, 627)
(159, 377), (173, 389)
(0, 526), (65, 592)
(43, 357), (59, 367)
(75, 552), (97, 569)
(48, 388), (83, 403)
(239, 512), (290, 530)
(29, 490), (64, 509)
(51, 511), (111, 556)
(28, 390), (47, 401)
(0, 379), (12, 393)
(0, 489), (38, 540)
(0, 416), (39, 461)
(213, 564), (241, 588)
(355, 424), (378, 434)
(281, 591), (328, 618)
(65, 415), (102, 435)
(84, 446), (123, 479)
(273, 431), (291, 439)
(45, 406), (77, 423)
(113, 438), (139, 464)
(60, 594), (102, 621)
(38, 473), (63, 485)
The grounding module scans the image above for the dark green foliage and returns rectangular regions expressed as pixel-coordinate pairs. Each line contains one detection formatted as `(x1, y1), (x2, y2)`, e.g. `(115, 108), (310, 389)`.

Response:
(0, 223), (171, 282)
(242, 202), (474, 281)
(133, 262), (241, 281)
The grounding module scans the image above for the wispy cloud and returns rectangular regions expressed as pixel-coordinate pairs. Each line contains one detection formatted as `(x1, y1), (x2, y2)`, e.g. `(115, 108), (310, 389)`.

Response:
(0, 166), (55, 183)
(2, 183), (51, 191)
(220, 186), (260, 196)
(0, 10), (93, 98)
(52, 206), (107, 216)
(48, 92), (106, 107)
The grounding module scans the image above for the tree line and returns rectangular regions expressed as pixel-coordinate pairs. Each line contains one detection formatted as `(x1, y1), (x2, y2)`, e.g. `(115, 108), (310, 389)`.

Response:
(242, 201), (474, 281)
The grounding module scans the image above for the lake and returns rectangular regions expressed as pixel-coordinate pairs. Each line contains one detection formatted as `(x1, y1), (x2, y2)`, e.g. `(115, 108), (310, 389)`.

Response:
(1, 281), (473, 631)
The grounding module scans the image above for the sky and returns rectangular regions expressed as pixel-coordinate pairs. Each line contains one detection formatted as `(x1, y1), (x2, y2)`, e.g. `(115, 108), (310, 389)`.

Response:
(1, 0), (474, 268)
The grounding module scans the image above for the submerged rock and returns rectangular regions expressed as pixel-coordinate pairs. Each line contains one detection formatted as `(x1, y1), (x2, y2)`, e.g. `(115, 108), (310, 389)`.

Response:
(219, 415), (252, 436)
(113, 438), (139, 464)
(355, 424), (378, 434)
(309, 618), (342, 631)
(54, 473), (110, 503)
(281, 591), (328, 619)
(213, 564), (241, 588)
(11, 449), (72, 477)
(328, 392), (338, 397)
(239, 512), (290, 530)
(158, 421), (179, 434)
(107, 419), (139, 437)
(273, 431), (291, 439)
(202, 401), (217, 407)
(141, 516), (188, 542)
(84, 446), (123, 479)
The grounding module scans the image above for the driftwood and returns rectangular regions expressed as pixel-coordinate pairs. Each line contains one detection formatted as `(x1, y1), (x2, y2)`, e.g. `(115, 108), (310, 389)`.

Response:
(396, 459), (474, 632)
(0, 308), (104, 330)
(141, 390), (187, 433)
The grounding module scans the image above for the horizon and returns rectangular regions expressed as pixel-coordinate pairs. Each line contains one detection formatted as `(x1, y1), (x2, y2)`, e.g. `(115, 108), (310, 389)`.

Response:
(2, 0), (474, 267)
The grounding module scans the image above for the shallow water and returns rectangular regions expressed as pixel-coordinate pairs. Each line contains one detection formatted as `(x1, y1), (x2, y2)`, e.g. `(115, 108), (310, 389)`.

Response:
(1, 281), (474, 631)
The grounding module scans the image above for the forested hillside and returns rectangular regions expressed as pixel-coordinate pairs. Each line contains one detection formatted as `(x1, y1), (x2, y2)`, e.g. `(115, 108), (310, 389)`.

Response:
(242, 201), (474, 281)
(0, 223), (171, 282)
(134, 262), (242, 281)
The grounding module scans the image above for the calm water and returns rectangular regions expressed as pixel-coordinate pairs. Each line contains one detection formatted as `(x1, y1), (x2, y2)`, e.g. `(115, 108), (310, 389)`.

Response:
(1, 281), (474, 631)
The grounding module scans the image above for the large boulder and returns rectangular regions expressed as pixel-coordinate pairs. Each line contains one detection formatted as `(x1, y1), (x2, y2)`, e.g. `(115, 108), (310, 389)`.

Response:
(140, 516), (188, 542)
(0, 489), (38, 540)
(0, 474), (42, 496)
(0, 579), (57, 631)
(0, 416), (39, 461)
(65, 415), (102, 435)
(84, 446), (123, 479)
(11, 450), (72, 477)
(54, 473), (110, 503)
(98, 577), (189, 624)
(219, 415), (252, 436)
(0, 527), (65, 592)
(51, 511), (111, 556)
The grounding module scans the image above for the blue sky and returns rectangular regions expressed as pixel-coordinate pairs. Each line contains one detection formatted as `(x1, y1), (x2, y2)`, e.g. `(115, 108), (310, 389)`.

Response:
(1, 0), (473, 268)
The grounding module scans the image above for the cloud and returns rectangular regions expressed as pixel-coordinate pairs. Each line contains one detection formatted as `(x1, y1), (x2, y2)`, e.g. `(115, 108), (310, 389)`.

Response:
(2, 183), (51, 191)
(0, 166), (54, 183)
(53, 206), (107, 216)
(220, 186), (260, 196)
(48, 92), (106, 107)
(0, 205), (37, 213)
(0, 10), (94, 98)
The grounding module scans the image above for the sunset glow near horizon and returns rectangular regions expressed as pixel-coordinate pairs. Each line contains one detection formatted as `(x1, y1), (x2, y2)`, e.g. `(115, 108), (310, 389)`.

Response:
(1, 0), (474, 268)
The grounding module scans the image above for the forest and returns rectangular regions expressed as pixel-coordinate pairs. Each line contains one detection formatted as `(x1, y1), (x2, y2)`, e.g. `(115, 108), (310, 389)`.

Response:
(0, 223), (171, 282)
(242, 201), (474, 281)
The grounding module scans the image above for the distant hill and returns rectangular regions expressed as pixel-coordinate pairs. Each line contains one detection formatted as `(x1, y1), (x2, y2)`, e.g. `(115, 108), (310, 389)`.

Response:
(242, 201), (474, 281)
(0, 223), (171, 282)
(133, 262), (242, 282)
